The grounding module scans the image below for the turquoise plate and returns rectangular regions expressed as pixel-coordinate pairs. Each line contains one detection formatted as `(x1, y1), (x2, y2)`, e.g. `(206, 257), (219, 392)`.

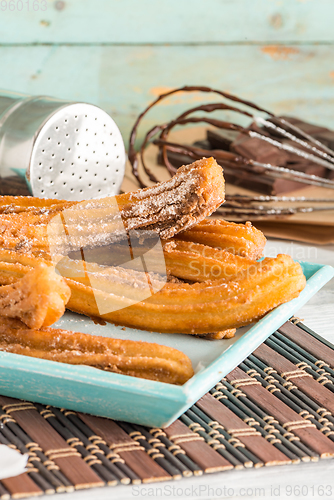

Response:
(0, 261), (333, 428)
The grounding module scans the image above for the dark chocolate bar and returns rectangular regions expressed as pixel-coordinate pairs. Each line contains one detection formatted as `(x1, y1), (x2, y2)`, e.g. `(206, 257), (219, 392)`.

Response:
(269, 116), (330, 138)
(206, 129), (239, 151)
(158, 150), (309, 195)
(231, 133), (290, 166)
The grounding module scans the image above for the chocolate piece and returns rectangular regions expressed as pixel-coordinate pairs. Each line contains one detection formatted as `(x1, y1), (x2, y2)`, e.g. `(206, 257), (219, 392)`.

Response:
(286, 160), (327, 179)
(192, 139), (212, 150)
(159, 149), (314, 195)
(128, 85), (271, 187)
(246, 122), (271, 137)
(224, 169), (306, 195)
(281, 140), (310, 163)
(280, 139), (329, 166)
(231, 133), (289, 166)
(131, 85), (334, 195)
(278, 116), (330, 137)
(313, 129), (334, 150)
(206, 129), (239, 150)
(157, 150), (197, 169)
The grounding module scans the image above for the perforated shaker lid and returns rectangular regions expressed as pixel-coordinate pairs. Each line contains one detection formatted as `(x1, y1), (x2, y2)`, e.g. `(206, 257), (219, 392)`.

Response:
(29, 103), (126, 201)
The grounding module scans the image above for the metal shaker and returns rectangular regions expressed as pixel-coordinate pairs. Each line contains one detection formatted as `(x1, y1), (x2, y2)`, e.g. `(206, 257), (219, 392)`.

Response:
(0, 90), (126, 201)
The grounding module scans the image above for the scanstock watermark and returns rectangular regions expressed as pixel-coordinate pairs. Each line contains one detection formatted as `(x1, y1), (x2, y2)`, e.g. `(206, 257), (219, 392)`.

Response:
(131, 483), (333, 498)
(47, 197), (167, 314)
(0, 0), (47, 11)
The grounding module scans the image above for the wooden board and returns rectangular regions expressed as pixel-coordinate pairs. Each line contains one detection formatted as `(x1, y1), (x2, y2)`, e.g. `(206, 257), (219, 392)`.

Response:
(0, 1), (334, 148)
(0, 0), (333, 44)
(1, 44), (334, 142)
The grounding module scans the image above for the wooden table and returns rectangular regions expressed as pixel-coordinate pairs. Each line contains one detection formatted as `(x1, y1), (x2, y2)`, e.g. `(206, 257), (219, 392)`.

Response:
(49, 238), (334, 500)
(0, 0), (334, 142)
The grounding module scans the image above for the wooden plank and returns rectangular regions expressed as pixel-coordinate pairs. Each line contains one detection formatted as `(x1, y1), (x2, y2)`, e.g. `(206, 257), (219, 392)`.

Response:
(0, 0), (334, 44)
(0, 44), (334, 142)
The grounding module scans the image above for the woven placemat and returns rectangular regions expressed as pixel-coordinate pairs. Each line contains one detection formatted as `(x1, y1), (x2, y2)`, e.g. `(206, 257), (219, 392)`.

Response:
(1, 319), (334, 499)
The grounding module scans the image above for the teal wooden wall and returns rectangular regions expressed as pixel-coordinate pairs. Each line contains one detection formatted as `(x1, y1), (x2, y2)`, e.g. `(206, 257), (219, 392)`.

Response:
(0, 0), (333, 143)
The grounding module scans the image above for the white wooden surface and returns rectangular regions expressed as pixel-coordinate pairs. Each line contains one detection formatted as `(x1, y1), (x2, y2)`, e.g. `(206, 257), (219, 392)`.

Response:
(44, 239), (334, 500)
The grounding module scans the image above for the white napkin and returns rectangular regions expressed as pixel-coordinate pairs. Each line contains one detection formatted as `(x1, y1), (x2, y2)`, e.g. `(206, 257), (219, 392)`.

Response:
(0, 445), (28, 480)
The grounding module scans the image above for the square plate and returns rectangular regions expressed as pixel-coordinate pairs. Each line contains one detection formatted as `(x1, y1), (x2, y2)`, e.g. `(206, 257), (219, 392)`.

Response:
(0, 261), (333, 428)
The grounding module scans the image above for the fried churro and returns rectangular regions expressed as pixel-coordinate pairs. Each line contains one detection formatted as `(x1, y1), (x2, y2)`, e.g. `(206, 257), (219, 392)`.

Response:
(0, 158), (225, 254)
(176, 219), (266, 260)
(0, 156), (307, 342)
(57, 255), (306, 334)
(200, 330), (236, 340)
(0, 250), (306, 335)
(0, 264), (70, 328)
(0, 195), (66, 214)
(162, 239), (254, 281)
(0, 317), (194, 385)
(65, 236), (255, 283)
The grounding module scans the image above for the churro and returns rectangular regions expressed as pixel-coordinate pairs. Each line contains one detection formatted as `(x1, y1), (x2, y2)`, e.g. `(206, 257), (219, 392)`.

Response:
(53, 254), (307, 334)
(64, 237), (255, 283)
(200, 330), (236, 340)
(0, 264), (70, 329)
(176, 219), (266, 260)
(0, 317), (194, 385)
(0, 250), (306, 335)
(0, 195), (66, 214)
(0, 157), (307, 340)
(162, 239), (254, 281)
(0, 158), (225, 254)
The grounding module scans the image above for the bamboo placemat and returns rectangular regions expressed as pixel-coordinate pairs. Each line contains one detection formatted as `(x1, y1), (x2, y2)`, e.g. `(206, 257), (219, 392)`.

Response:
(1, 319), (334, 499)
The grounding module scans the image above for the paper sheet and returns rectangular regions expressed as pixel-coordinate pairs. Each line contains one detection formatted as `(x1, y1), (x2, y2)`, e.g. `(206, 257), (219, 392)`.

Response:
(0, 445), (28, 480)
